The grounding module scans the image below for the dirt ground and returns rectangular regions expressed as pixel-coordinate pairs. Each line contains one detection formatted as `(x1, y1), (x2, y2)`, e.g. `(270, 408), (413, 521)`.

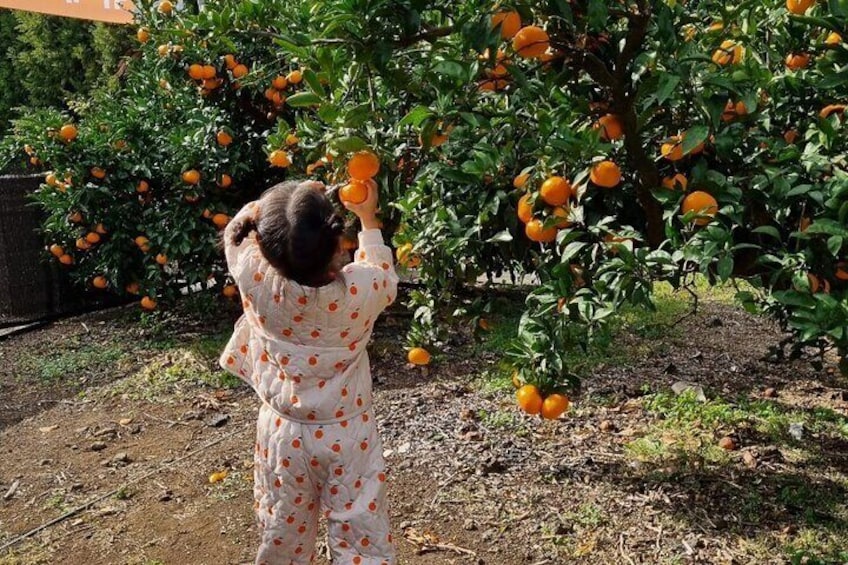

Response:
(0, 289), (846, 565)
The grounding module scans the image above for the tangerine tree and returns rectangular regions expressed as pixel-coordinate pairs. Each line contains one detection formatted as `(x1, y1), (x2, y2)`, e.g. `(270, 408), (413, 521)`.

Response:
(9, 0), (848, 407)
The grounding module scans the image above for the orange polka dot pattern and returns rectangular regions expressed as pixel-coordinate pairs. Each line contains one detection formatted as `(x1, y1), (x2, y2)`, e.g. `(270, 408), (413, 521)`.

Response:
(254, 405), (395, 564)
(220, 201), (398, 563)
(220, 201), (399, 425)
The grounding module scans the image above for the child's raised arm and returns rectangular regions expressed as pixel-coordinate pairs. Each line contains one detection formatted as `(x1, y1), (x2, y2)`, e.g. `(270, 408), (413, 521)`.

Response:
(341, 181), (399, 313)
(223, 200), (265, 286)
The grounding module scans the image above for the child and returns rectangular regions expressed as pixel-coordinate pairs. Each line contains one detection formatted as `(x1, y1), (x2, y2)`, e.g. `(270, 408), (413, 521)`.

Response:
(219, 179), (398, 565)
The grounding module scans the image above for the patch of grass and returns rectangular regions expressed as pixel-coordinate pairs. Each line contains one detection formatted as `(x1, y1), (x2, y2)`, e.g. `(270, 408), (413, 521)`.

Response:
(478, 407), (518, 429)
(106, 346), (239, 401)
(20, 344), (126, 382)
(786, 527), (848, 564)
(562, 502), (606, 528)
(626, 390), (848, 466)
(44, 493), (67, 513)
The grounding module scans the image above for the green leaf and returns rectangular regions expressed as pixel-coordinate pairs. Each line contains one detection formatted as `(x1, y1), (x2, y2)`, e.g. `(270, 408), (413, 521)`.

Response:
(717, 255), (733, 282)
(286, 92), (323, 108)
(333, 136), (368, 153)
(303, 68), (326, 98)
(752, 226), (781, 239)
(432, 60), (467, 81)
(656, 73), (681, 105)
(682, 125), (709, 155)
(486, 230), (513, 243)
(399, 106), (433, 127)
(827, 235), (844, 256)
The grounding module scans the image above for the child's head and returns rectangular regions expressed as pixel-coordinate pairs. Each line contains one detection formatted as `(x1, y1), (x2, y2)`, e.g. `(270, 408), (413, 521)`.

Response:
(231, 180), (346, 286)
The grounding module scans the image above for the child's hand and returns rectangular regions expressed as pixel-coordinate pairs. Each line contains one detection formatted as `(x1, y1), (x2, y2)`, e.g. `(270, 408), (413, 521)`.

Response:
(342, 179), (380, 230)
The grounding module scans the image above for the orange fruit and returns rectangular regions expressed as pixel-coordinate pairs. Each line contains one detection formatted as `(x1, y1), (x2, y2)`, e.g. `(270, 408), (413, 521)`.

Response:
(135, 235), (149, 248)
(59, 254), (74, 265)
(69, 211), (83, 224)
(188, 64), (204, 80)
(681, 191), (718, 226)
(513, 172), (530, 189)
(232, 64), (249, 78)
(140, 296), (157, 310)
(662, 173), (688, 190)
(511, 371), (522, 389)
(85, 232), (101, 245)
(820, 104), (846, 119)
(158, 0), (173, 14)
(661, 134), (704, 161)
(137, 180), (150, 193)
(201, 65), (216, 80)
(540, 176), (572, 206)
(125, 282), (140, 295)
(156, 253), (168, 265)
(222, 284), (238, 298)
(786, 0), (814, 14)
(707, 21), (725, 33)
(91, 167), (106, 180)
(340, 180), (369, 204)
(712, 40), (744, 66)
(216, 130), (233, 147)
(92, 276), (108, 289)
(478, 79), (508, 92)
(407, 347), (431, 365)
(217, 174), (233, 188)
(541, 394), (570, 420)
(285, 133), (300, 146)
(513, 26), (550, 59)
(590, 161), (622, 188)
(836, 262), (848, 281)
(825, 32), (842, 47)
(517, 194), (534, 224)
(212, 213), (230, 229)
(806, 273), (821, 294)
(516, 385), (543, 415)
(552, 206), (571, 228)
(272, 75), (288, 90)
(182, 169), (201, 184)
(491, 11), (521, 39)
(59, 124), (78, 142)
(525, 219), (557, 243)
(347, 151), (381, 180)
(45, 173), (57, 187)
(595, 114), (624, 141)
(137, 27), (150, 43)
(95, 223), (107, 235)
(223, 54), (237, 69)
(268, 150), (291, 168)
(396, 243), (414, 265)
(286, 69), (303, 84)
(157, 44), (170, 57)
(785, 53), (810, 70)
(202, 208), (213, 219)
(76, 238), (90, 251)
(49, 244), (64, 258)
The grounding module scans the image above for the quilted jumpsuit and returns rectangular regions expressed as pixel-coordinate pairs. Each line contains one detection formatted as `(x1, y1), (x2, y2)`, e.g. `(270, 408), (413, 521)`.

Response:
(219, 201), (398, 565)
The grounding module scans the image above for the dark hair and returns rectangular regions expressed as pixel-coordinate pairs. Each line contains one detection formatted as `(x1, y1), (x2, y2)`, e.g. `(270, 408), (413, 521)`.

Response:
(231, 180), (344, 286)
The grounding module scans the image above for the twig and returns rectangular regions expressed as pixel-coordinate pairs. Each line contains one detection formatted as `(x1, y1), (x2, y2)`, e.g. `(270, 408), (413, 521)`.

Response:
(0, 426), (247, 552)
(619, 533), (636, 565)
(417, 542), (476, 557)
(143, 412), (190, 428)
(3, 480), (20, 501)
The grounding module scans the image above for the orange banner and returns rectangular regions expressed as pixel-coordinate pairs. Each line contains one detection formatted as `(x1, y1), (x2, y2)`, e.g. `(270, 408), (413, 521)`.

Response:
(0, 0), (135, 23)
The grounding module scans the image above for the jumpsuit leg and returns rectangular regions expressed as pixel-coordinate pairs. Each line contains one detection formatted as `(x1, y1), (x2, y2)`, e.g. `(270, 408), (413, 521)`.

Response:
(254, 404), (321, 565)
(312, 410), (396, 565)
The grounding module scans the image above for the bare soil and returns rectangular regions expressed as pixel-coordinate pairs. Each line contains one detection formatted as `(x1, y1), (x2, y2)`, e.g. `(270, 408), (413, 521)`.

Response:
(0, 293), (846, 565)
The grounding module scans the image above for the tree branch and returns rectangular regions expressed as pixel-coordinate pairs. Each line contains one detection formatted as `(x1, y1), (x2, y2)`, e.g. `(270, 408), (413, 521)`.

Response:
(397, 26), (454, 48)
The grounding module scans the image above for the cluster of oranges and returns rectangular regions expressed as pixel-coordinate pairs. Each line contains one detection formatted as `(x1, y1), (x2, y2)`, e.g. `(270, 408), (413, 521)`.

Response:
(515, 381), (570, 420)
(480, 11), (555, 92)
(263, 68), (304, 109)
(339, 151), (381, 205)
(515, 156), (622, 244)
